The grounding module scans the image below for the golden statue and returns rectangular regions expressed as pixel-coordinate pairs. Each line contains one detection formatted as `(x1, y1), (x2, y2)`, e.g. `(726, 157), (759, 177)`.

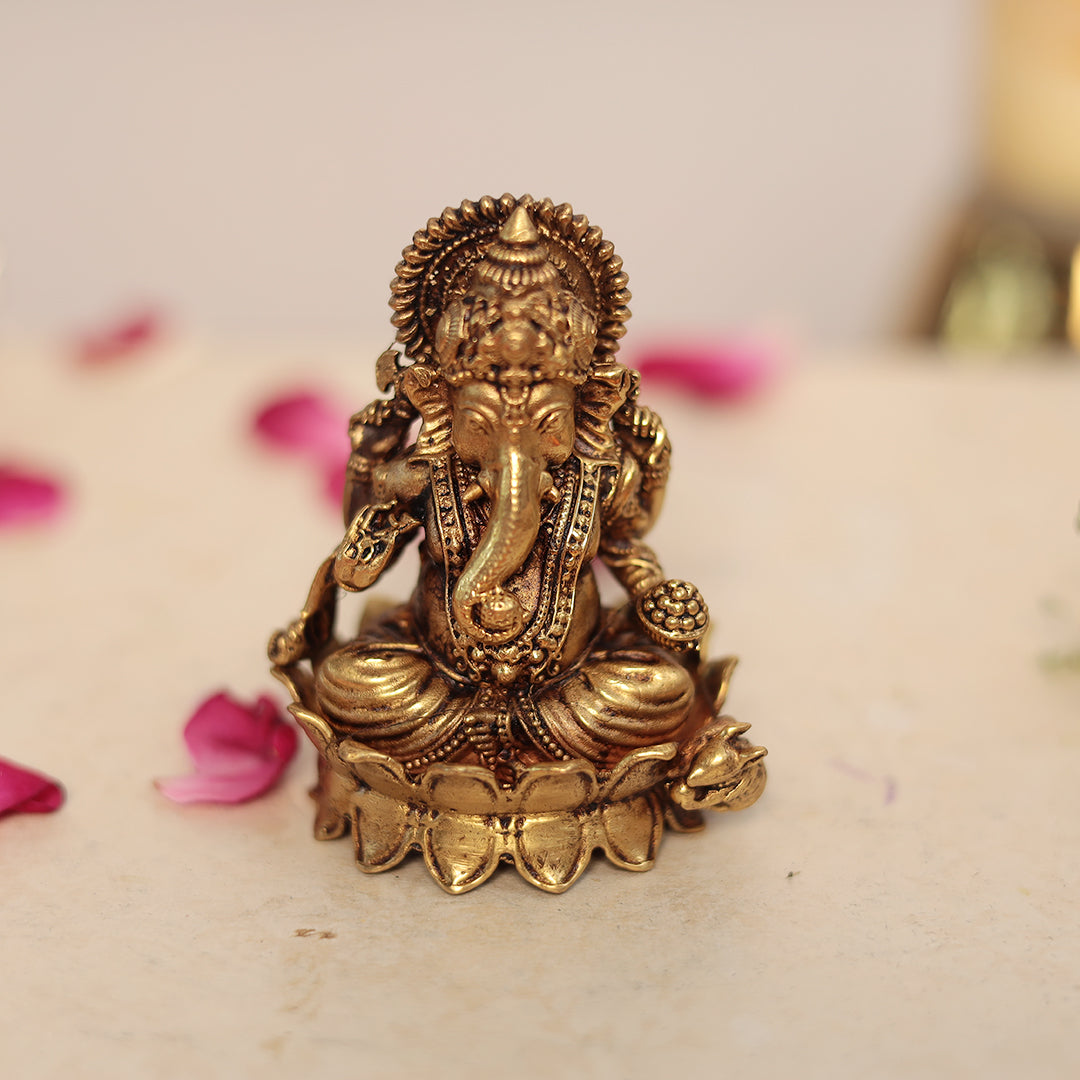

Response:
(269, 194), (766, 893)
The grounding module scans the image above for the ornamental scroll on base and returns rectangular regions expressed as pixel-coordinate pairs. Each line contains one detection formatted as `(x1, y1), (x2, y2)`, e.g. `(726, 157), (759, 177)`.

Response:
(269, 194), (766, 893)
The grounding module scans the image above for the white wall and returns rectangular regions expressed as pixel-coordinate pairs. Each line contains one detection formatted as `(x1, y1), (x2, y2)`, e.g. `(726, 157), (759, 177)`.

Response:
(0, 0), (978, 344)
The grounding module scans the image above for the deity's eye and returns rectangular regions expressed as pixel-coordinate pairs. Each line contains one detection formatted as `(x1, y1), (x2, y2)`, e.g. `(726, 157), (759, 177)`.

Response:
(540, 408), (570, 433)
(462, 409), (490, 433)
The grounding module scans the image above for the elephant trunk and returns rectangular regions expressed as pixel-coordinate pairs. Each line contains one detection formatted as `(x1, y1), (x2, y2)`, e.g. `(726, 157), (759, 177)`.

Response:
(452, 444), (548, 645)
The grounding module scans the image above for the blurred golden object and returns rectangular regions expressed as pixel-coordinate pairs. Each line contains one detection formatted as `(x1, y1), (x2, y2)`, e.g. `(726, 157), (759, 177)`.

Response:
(1069, 245), (1080, 348)
(269, 194), (766, 892)
(917, 2), (1080, 350)
(939, 222), (1059, 350)
(986, 0), (1080, 221)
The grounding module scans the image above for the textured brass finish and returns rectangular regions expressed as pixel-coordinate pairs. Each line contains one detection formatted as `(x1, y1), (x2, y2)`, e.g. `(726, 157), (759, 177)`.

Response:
(270, 195), (766, 892)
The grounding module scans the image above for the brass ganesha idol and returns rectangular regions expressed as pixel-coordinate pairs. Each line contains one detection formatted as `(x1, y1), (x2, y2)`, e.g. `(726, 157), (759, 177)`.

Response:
(269, 194), (766, 893)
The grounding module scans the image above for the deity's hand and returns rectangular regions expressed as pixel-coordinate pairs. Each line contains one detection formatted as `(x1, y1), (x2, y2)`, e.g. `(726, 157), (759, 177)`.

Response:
(636, 579), (709, 652)
(615, 404), (670, 472)
(401, 362), (444, 415)
(334, 503), (420, 591)
(268, 619), (308, 666)
(268, 609), (331, 666)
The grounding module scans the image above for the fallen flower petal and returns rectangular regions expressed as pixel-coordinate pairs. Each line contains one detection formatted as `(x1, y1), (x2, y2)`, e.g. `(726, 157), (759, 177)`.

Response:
(74, 307), (164, 365)
(633, 340), (776, 401)
(0, 757), (65, 818)
(154, 759), (289, 804)
(252, 390), (351, 507)
(321, 459), (348, 507)
(253, 390), (350, 461)
(0, 464), (66, 527)
(156, 692), (298, 805)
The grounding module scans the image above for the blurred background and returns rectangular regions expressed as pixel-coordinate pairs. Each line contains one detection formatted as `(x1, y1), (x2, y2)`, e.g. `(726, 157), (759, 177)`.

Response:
(0, 0), (1077, 351)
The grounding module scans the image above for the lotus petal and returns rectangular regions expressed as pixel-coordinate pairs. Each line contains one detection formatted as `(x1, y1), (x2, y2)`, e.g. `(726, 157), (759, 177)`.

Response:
(422, 813), (499, 893)
(272, 663), (315, 711)
(514, 813), (589, 891)
(516, 761), (598, 813)
(288, 704), (336, 757)
(354, 789), (413, 870)
(601, 793), (663, 868)
(338, 739), (413, 802)
(312, 756), (355, 840)
(421, 765), (501, 814)
(313, 797), (350, 841)
(599, 742), (678, 802)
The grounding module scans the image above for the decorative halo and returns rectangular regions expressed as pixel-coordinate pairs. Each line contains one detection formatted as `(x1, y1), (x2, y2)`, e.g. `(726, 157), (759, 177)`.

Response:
(388, 193), (631, 364)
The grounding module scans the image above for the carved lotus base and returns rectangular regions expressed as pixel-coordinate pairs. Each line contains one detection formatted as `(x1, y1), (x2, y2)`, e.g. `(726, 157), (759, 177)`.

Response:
(280, 658), (766, 893)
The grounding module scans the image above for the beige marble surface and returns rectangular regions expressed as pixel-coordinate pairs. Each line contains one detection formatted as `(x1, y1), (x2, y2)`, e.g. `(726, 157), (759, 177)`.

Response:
(2, 344), (1078, 1079)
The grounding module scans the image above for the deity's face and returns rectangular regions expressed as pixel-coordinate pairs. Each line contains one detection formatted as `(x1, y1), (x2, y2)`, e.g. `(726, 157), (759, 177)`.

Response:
(448, 377), (577, 646)
(433, 270), (589, 645)
(451, 379), (576, 480)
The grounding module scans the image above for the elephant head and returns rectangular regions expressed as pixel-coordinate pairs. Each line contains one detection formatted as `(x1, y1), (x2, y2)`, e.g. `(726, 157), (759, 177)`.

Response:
(449, 377), (576, 644)
(400, 204), (638, 647)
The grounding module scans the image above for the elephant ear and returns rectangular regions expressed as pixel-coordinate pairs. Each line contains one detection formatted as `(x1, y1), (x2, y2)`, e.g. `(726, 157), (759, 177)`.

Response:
(434, 298), (468, 364)
(567, 296), (598, 376)
(575, 360), (635, 463)
(403, 363), (452, 458)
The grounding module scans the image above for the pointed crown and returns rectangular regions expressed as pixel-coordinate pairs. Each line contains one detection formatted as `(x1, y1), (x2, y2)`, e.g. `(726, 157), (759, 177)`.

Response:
(471, 206), (560, 294)
(388, 194), (632, 370)
(432, 206), (597, 388)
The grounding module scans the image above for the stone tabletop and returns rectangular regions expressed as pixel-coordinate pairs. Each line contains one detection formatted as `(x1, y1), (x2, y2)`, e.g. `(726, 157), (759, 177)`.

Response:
(2, 343), (1078, 1078)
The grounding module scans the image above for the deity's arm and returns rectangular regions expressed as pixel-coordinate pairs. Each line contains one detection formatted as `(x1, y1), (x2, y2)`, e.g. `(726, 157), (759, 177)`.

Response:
(268, 494), (423, 666)
(611, 402), (671, 531)
(332, 498), (422, 591)
(597, 405), (710, 653)
(343, 395), (417, 524)
(270, 383), (427, 666)
(268, 554), (338, 666)
(598, 404), (673, 601)
(338, 375), (431, 587)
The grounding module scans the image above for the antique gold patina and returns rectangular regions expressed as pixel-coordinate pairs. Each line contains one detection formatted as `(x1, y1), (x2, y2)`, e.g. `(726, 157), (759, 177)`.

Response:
(270, 194), (766, 893)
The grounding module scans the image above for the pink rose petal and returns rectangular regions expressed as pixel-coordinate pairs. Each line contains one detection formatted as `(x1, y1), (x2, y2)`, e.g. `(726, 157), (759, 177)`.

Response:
(156, 692), (298, 805)
(321, 459), (348, 506)
(0, 464), (66, 527)
(634, 340), (777, 401)
(74, 307), (164, 365)
(0, 757), (65, 818)
(252, 390), (351, 507)
(253, 391), (350, 460)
